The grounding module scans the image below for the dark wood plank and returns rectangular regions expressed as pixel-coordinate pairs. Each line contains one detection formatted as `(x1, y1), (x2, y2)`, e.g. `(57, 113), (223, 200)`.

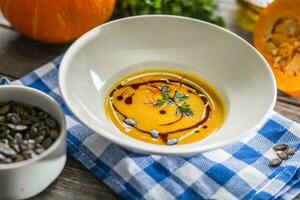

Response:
(32, 156), (119, 200)
(0, 27), (69, 78)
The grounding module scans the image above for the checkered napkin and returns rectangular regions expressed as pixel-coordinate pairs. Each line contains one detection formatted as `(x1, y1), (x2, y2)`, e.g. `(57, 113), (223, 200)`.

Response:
(2, 56), (300, 200)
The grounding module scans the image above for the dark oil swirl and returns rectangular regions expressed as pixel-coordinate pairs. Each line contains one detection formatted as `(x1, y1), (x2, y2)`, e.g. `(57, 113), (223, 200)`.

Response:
(110, 77), (212, 144)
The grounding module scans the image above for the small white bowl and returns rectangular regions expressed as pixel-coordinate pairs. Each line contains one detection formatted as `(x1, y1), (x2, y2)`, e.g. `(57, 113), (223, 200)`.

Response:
(0, 85), (66, 200)
(59, 15), (276, 155)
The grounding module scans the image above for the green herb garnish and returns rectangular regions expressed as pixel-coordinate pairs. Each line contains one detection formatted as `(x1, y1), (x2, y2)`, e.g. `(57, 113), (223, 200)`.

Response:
(174, 90), (189, 103)
(176, 102), (194, 117)
(156, 93), (172, 107)
(155, 87), (194, 117)
(113, 0), (225, 27)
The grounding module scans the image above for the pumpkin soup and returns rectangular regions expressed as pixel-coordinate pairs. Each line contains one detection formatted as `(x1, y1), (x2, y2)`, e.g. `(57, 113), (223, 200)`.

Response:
(105, 71), (225, 145)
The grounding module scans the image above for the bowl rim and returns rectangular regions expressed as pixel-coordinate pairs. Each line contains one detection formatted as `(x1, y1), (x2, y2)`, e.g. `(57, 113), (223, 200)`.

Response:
(0, 85), (66, 169)
(59, 15), (277, 155)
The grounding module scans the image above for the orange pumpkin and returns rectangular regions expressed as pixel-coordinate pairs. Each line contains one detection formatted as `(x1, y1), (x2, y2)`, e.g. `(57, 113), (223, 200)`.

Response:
(0, 0), (115, 44)
(254, 0), (300, 97)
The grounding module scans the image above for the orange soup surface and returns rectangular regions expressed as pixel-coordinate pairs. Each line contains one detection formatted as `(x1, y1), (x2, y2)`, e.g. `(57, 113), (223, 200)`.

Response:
(105, 71), (225, 145)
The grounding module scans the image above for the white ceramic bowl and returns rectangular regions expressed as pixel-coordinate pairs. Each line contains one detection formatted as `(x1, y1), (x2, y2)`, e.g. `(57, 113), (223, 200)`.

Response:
(0, 85), (66, 200)
(59, 15), (276, 155)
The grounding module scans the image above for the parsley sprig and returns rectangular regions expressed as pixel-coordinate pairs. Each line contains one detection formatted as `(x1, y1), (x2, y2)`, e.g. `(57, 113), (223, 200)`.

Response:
(155, 86), (194, 117)
(176, 102), (194, 117)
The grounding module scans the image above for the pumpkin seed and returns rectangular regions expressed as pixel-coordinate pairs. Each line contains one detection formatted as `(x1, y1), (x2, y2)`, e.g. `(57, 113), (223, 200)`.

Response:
(14, 133), (22, 143)
(0, 101), (59, 164)
(12, 105), (24, 115)
(50, 129), (59, 140)
(123, 118), (137, 127)
(11, 115), (21, 125)
(39, 126), (50, 136)
(0, 153), (6, 160)
(38, 112), (49, 120)
(7, 124), (28, 132)
(21, 118), (32, 125)
(42, 137), (52, 149)
(35, 147), (45, 154)
(35, 136), (45, 144)
(269, 158), (282, 167)
(0, 128), (9, 139)
(0, 139), (9, 145)
(27, 115), (40, 123)
(285, 147), (295, 155)
(11, 143), (20, 153)
(273, 144), (288, 151)
(22, 150), (36, 158)
(0, 116), (6, 123)
(166, 138), (178, 146)
(0, 105), (10, 115)
(2, 158), (12, 163)
(161, 86), (169, 94)
(0, 145), (16, 157)
(277, 151), (288, 160)
(149, 130), (159, 139)
(45, 118), (56, 128)
(14, 155), (24, 162)
(29, 127), (38, 138)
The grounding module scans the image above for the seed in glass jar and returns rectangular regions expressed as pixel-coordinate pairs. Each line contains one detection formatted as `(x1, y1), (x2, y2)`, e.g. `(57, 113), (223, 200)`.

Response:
(0, 153), (6, 160)
(29, 127), (38, 138)
(0, 105), (10, 115)
(123, 118), (136, 127)
(21, 118), (32, 125)
(38, 112), (49, 120)
(22, 150), (36, 158)
(20, 140), (29, 150)
(6, 113), (15, 121)
(10, 114), (21, 125)
(0, 129), (8, 139)
(14, 133), (22, 143)
(27, 140), (36, 150)
(2, 157), (12, 163)
(27, 115), (39, 123)
(50, 129), (59, 140)
(42, 137), (52, 149)
(7, 124), (28, 132)
(35, 136), (44, 144)
(149, 130), (159, 139)
(277, 151), (288, 160)
(45, 118), (56, 128)
(11, 143), (20, 153)
(12, 105), (24, 115)
(166, 138), (178, 146)
(0, 139), (9, 145)
(269, 158), (282, 167)
(39, 126), (49, 136)
(0, 116), (5, 123)
(0, 145), (17, 157)
(14, 155), (24, 162)
(285, 147), (295, 155)
(30, 109), (37, 116)
(273, 144), (288, 151)
(35, 147), (45, 154)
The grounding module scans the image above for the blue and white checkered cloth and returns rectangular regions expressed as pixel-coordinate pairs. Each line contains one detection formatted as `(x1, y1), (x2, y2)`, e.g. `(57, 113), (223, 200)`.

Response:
(2, 56), (300, 200)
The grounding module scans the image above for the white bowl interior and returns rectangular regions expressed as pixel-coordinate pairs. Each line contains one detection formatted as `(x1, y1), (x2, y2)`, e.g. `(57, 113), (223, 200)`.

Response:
(59, 16), (276, 155)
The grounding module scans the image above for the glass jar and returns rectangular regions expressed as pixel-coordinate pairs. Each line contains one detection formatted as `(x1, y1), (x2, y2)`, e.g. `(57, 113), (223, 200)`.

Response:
(236, 0), (273, 32)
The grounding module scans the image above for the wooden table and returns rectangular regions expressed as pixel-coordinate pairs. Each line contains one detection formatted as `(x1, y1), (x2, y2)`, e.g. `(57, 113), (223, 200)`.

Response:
(0, 1), (299, 199)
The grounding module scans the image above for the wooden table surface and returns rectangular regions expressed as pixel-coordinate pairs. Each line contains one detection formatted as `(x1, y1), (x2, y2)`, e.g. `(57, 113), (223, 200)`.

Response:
(0, 1), (299, 199)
